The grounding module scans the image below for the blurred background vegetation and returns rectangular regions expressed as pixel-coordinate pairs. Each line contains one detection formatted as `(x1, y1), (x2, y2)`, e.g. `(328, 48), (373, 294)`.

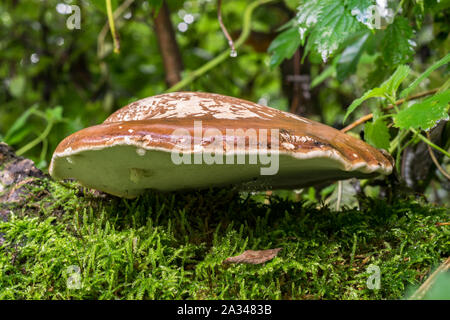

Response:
(0, 0), (449, 204)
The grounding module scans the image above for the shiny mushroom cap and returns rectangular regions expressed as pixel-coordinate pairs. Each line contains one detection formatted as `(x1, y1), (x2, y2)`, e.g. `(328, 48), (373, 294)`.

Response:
(49, 92), (393, 198)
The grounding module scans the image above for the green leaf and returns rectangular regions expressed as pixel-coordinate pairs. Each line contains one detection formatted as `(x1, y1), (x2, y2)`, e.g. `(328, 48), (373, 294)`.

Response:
(344, 87), (385, 122)
(381, 16), (415, 67)
(382, 65), (410, 99)
(347, 0), (375, 13)
(400, 53), (450, 98)
(45, 106), (64, 122)
(311, 64), (336, 89)
(4, 104), (39, 142)
(364, 117), (390, 150)
(9, 75), (26, 98)
(269, 0), (375, 66)
(394, 90), (450, 130)
(268, 27), (302, 68)
(344, 65), (410, 121)
(336, 33), (369, 81)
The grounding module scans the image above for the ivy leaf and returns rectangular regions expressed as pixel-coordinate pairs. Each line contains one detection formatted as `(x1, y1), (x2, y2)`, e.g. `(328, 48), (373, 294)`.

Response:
(268, 27), (302, 68)
(344, 65), (410, 121)
(381, 16), (415, 67)
(296, 0), (328, 42)
(394, 90), (450, 131)
(364, 117), (390, 150)
(336, 33), (369, 81)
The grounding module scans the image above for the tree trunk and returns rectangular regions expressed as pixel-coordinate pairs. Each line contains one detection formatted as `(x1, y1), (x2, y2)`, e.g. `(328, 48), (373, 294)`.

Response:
(153, 1), (184, 88)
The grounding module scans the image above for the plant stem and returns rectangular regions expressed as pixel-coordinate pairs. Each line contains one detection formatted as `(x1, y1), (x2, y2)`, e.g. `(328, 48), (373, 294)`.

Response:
(16, 121), (54, 156)
(410, 128), (450, 158)
(389, 129), (408, 154)
(217, 0), (236, 55)
(165, 0), (275, 93)
(106, 0), (120, 54)
(341, 88), (439, 133)
(426, 132), (450, 180)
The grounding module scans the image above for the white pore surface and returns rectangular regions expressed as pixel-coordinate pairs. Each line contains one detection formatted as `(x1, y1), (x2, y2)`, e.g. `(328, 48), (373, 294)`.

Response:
(51, 145), (375, 198)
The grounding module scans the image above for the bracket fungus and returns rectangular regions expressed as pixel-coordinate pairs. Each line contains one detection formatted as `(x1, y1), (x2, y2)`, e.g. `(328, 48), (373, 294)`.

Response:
(49, 92), (393, 198)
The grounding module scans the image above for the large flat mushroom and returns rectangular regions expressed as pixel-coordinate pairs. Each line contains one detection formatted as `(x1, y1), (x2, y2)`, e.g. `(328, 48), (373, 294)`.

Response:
(49, 92), (393, 198)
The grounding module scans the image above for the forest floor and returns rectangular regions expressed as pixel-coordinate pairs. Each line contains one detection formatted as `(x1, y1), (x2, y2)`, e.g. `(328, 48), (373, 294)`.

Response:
(0, 143), (449, 299)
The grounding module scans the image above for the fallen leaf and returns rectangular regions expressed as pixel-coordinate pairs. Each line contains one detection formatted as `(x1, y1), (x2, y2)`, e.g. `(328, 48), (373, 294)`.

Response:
(223, 248), (282, 265)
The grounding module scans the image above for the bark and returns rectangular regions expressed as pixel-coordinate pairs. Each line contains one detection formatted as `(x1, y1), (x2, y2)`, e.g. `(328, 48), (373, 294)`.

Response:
(280, 49), (320, 118)
(0, 142), (46, 204)
(153, 1), (184, 87)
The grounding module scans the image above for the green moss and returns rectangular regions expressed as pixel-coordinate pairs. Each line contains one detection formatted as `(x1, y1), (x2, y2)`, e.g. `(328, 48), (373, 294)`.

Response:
(0, 179), (448, 299)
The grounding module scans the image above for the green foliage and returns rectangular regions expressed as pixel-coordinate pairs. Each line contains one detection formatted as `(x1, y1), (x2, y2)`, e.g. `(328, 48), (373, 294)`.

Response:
(336, 33), (369, 82)
(0, 0), (449, 300)
(365, 116), (390, 150)
(0, 180), (448, 299)
(0, 0), (284, 165)
(394, 90), (450, 131)
(268, 0), (444, 84)
(267, 27), (302, 67)
(381, 16), (415, 67)
(344, 52), (450, 170)
(344, 65), (410, 121)
(301, 0), (363, 63)
(400, 53), (450, 99)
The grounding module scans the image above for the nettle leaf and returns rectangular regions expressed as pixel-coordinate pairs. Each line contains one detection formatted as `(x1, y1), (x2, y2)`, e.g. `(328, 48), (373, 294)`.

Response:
(296, 0), (329, 46)
(347, 0), (375, 12)
(344, 87), (385, 122)
(400, 53), (450, 99)
(303, 0), (363, 63)
(268, 27), (302, 68)
(365, 117), (390, 150)
(344, 65), (410, 121)
(269, 0), (376, 66)
(394, 90), (450, 131)
(381, 64), (410, 99)
(381, 16), (415, 67)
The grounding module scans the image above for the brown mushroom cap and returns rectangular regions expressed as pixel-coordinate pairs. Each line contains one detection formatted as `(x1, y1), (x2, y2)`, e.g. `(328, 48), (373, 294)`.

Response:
(49, 92), (393, 198)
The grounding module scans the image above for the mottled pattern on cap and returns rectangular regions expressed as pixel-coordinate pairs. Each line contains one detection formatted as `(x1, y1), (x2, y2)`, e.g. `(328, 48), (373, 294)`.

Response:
(104, 92), (311, 124)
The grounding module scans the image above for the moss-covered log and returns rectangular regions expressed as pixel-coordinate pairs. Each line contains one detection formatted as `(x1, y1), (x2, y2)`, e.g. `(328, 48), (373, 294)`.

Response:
(0, 142), (448, 299)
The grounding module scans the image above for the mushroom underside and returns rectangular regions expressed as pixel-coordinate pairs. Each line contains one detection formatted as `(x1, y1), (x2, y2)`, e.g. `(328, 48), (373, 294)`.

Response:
(51, 145), (381, 198)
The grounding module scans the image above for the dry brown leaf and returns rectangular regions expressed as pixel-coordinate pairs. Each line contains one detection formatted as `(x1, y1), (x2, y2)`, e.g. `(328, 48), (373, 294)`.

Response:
(223, 248), (282, 265)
